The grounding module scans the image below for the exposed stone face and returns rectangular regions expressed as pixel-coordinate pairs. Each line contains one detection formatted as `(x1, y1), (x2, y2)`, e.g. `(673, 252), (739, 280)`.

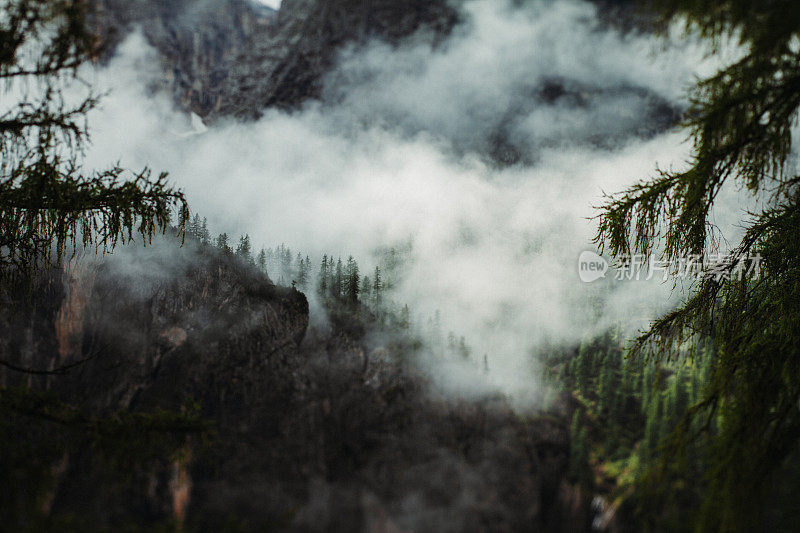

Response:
(0, 240), (589, 530)
(216, 0), (460, 117)
(92, 0), (278, 115)
(90, 0), (458, 118)
(90, 0), (669, 161)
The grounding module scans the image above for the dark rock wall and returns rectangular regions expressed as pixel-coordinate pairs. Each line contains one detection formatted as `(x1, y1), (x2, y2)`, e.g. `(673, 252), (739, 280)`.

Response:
(216, 0), (459, 117)
(90, 0), (458, 118)
(0, 241), (590, 530)
(92, 0), (278, 115)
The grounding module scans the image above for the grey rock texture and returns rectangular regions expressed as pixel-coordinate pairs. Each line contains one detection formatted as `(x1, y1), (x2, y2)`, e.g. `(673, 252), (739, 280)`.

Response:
(0, 241), (590, 530)
(91, 0), (458, 117)
(216, 0), (459, 117)
(92, 0), (278, 115)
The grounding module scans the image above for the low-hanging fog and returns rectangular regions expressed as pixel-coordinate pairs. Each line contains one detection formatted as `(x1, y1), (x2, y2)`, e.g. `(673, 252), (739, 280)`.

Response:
(82, 0), (746, 400)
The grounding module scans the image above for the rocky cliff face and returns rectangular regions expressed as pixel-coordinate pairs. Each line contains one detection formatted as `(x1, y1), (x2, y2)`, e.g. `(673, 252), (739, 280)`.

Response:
(216, 0), (459, 117)
(91, 0), (648, 120)
(91, 0), (458, 117)
(92, 0), (278, 115)
(91, 0), (675, 170)
(0, 241), (589, 530)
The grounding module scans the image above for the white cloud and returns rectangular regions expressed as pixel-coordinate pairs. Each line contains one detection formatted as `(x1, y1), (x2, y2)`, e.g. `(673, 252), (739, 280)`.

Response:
(82, 0), (740, 399)
(253, 0), (281, 10)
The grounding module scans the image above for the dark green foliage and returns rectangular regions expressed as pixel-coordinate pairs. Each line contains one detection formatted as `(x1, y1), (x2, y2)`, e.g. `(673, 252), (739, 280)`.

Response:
(399, 304), (410, 330)
(0, 3), (195, 527)
(256, 247), (267, 274)
(215, 232), (231, 254)
(333, 257), (343, 298)
(235, 234), (253, 264)
(559, 330), (714, 527)
(296, 254), (311, 290)
(0, 0), (188, 284)
(373, 265), (382, 308)
(569, 412), (592, 486)
(343, 255), (359, 307)
(360, 274), (371, 300)
(317, 253), (329, 296)
(594, 0), (800, 527)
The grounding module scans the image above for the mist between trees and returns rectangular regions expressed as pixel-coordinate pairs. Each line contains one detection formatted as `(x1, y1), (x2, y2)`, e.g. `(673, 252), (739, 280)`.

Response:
(186, 213), (486, 370)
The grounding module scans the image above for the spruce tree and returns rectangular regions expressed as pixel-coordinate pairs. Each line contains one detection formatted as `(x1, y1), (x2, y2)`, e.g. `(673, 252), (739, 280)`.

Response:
(344, 256), (359, 306)
(0, 0), (188, 283)
(189, 214), (201, 238)
(400, 304), (410, 330)
(216, 233), (231, 254)
(595, 1), (800, 526)
(318, 254), (329, 297)
(360, 275), (371, 302)
(278, 245), (292, 284)
(297, 254), (310, 290)
(458, 336), (470, 360)
(257, 248), (268, 274)
(373, 266), (382, 309)
(332, 257), (343, 301)
(200, 218), (210, 244)
(236, 234), (253, 264)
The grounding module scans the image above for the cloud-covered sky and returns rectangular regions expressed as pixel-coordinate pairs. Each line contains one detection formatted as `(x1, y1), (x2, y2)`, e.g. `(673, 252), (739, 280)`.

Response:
(82, 0), (745, 399)
(253, 0), (281, 10)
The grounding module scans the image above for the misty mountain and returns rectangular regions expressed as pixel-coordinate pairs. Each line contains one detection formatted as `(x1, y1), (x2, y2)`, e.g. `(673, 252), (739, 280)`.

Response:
(1, 237), (590, 530)
(92, 0), (278, 115)
(91, 0), (458, 117)
(2, 0), (748, 530)
(93, 0), (674, 166)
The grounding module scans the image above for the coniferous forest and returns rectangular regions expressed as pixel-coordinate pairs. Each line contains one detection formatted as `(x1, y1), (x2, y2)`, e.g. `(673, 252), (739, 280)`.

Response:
(3, 0), (800, 531)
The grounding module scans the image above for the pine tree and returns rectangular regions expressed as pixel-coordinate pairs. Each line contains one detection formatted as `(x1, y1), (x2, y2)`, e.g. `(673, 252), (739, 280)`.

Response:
(200, 218), (210, 244)
(301, 255), (312, 290)
(344, 256), (359, 306)
(595, 2), (800, 525)
(0, 0), (188, 282)
(598, 350), (621, 417)
(278, 245), (292, 284)
(189, 214), (202, 239)
(236, 234), (253, 264)
(373, 266), (382, 310)
(458, 336), (470, 360)
(400, 304), (410, 330)
(297, 254), (310, 290)
(265, 248), (276, 278)
(360, 275), (372, 302)
(332, 258), (343, 301)
(318, 254), (329, 297)
(642, 394), (662, 464)
(575, 341), (592, 395)
(216, 233), (231, 255)
(257, 248), (268, 274)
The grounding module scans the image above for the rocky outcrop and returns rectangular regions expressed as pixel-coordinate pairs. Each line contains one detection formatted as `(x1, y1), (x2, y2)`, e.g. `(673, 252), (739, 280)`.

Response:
(90, 0), (458, 118)
(0, 240), (589, 530)
(90, 0), (675, 168)
(216, 0), (459, 117)
(92, 0), (278, 115)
